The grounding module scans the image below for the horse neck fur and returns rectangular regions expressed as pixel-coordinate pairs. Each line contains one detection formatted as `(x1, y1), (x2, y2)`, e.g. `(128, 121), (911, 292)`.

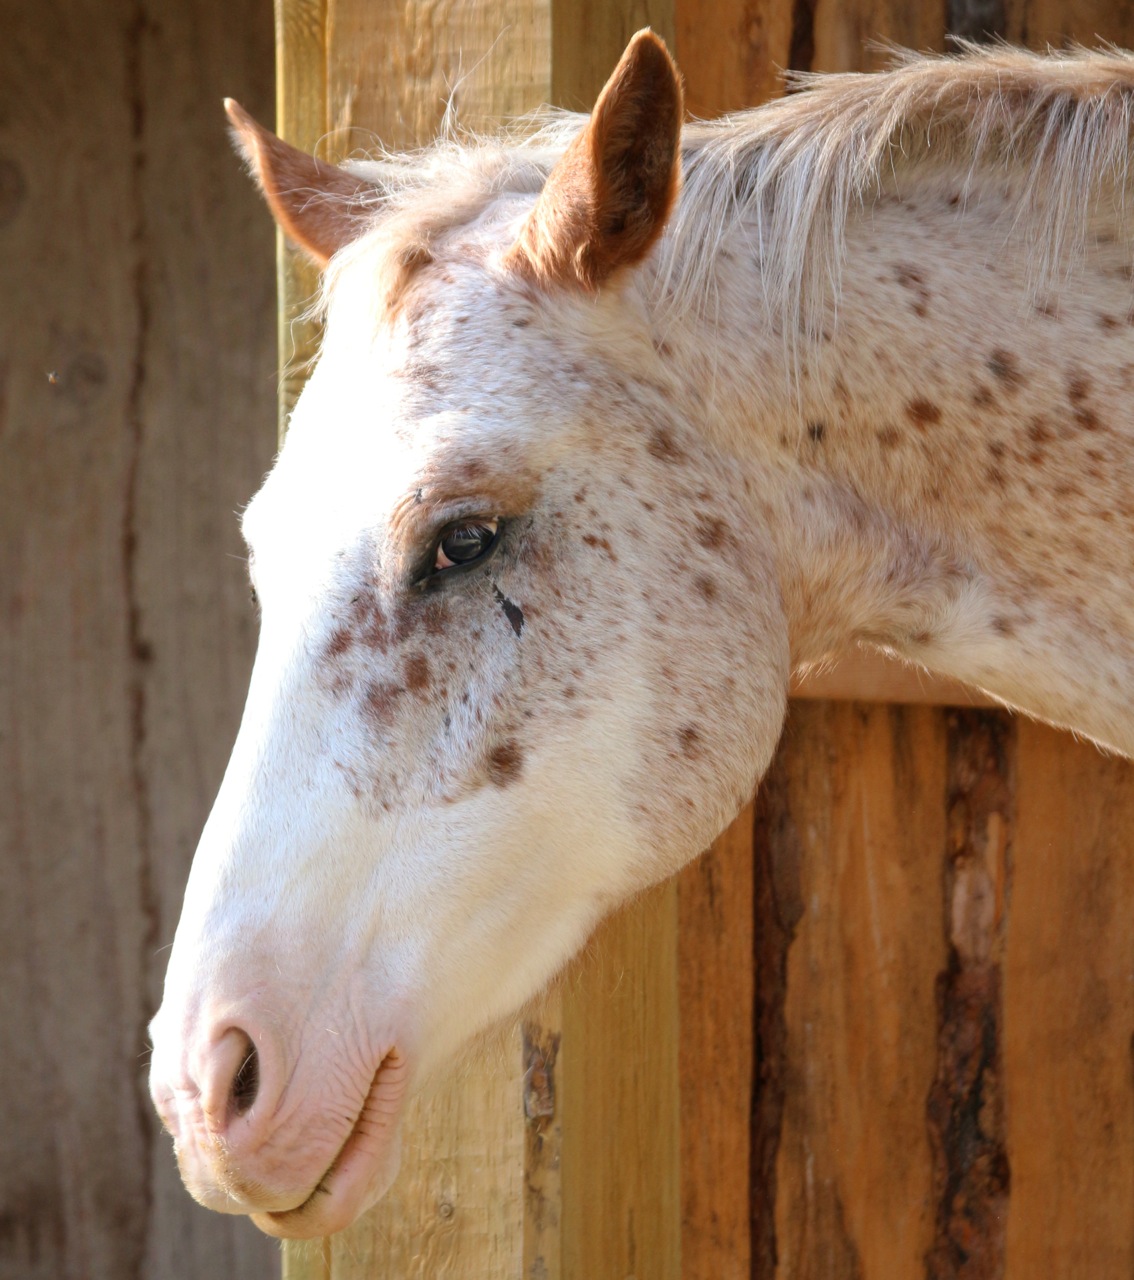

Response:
(643, 163), (1134, 754)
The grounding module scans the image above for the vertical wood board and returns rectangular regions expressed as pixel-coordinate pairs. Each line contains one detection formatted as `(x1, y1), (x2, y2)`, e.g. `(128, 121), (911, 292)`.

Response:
(1003, 724), (1134, 1277)
(559, 883), (683, 1280)
(769, 703), (948, 1279)
(1, 1), (278, 1277)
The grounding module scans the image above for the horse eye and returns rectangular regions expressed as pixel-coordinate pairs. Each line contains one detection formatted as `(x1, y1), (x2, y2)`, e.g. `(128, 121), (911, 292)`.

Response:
(434, 519), (499, 572)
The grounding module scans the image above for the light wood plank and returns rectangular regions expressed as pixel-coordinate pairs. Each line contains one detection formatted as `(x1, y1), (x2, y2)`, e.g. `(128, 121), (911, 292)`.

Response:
(560, 884), (683, 1280)
(324, 0), (551, 154)
(274, 0), (328, 430)
(279, 3), (553, 1275)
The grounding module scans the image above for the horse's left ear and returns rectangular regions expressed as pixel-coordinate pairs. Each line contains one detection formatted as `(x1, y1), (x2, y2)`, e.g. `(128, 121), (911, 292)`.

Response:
(225, 99), (375, 266)
(505, 29), (683, 290)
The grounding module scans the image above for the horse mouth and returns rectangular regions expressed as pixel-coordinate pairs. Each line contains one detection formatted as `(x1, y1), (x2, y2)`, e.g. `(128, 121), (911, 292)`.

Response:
(251, 1047), (409, 1239)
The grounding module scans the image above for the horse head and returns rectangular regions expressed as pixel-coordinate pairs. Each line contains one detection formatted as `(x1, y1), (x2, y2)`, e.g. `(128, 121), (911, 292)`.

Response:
(148, 31), (789, 1237)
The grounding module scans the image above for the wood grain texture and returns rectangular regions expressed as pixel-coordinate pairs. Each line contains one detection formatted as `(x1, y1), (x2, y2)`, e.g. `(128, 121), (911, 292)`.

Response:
(324, 0), (551, 154)
(522, 1013), (563, 1280)
(0, 1), (278, 1276)
(675, 0), (793, 115)
(926, 711), (1014, 1280)
(1004, 0), (1134, 47)
(768, 703), (948, 1279)
(551, 0), (675, 113)
(560, 883), (683, 1280)
(676, 808), (755, 1280)
(278, 2), (552, 1275)
(1003, 724), (1134, 1278)
(274, 0), (328, 430)
(808, 0), (946, 72)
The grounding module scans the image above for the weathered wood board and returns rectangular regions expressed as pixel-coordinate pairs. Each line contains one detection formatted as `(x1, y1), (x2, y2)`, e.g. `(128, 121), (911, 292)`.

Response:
(1, 1), (278, 1276)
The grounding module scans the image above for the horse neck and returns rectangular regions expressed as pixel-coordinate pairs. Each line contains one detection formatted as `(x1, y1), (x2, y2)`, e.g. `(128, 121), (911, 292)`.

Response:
(655, 171), (1134, 752)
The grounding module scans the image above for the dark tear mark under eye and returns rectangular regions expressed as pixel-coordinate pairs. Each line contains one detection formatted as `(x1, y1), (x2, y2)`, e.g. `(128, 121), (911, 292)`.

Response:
(493, 585), (524, 637)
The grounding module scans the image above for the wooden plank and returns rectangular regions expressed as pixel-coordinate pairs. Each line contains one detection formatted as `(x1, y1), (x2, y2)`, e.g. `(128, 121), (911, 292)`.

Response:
(0, 2), (279, 1277)
(676, 807), (755, 1280)
(1004, 0), (1134, 48)
(559, 884), (683, 1280)
(279, 5), (553, 1277)
(809, 0), (946, 73)
(551, 0), (675, 113)
(675, 0), (793, 116)
(767, 703), (948, 1278)
(324, 0), (552, 153)
(521, 1011), (563, 1280)
(274, 0), (328, 430)
(1003, 724), (1134, 1277)
(333, 1029), (525, 1276)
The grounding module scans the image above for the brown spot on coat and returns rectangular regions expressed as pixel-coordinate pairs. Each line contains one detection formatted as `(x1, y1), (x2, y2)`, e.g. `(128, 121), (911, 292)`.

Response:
(677, 726), (702, 756)
(695, 514), (729, 550)
(582, 533), (617, 560)
(987, 350), (1021, 389)
(357, 602), (389, 652)
(404, 653), (431, 693)
(324, 627), (354, 660)
(487, 739), (524, 786)
(906, 399), (942, 428)
(895, 263), (930, 316)
(647, 427), (685, 463)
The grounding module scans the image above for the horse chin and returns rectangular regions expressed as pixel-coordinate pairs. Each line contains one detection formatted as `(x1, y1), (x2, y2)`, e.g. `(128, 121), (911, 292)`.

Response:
(250, 1048), (410, 1239)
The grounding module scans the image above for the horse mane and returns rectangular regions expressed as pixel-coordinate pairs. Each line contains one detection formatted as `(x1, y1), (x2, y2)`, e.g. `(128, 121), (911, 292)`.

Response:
(325, 44), (1134, 338)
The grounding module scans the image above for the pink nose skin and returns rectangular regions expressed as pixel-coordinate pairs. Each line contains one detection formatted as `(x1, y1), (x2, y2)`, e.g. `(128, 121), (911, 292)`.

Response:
(196, 1027), (261, 1134)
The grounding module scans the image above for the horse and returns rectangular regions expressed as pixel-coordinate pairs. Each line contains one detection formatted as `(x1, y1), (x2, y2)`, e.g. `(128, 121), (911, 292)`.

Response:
(148, 30), (1134, 1238)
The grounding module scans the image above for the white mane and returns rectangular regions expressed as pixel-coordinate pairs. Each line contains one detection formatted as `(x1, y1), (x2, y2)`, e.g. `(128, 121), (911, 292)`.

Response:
(330, 44), (1134, 336)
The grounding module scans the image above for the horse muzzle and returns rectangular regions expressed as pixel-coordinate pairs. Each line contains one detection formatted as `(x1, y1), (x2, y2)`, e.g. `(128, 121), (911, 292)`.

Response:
(149, 1006), (411, 1237)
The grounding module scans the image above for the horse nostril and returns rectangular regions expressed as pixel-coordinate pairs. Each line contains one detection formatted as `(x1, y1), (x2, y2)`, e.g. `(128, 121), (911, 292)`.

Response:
(230, 1033), (259, 1116)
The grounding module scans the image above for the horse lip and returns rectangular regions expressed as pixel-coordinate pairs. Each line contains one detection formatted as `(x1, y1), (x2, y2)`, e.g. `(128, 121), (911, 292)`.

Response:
(251, 1046), (409, 1239)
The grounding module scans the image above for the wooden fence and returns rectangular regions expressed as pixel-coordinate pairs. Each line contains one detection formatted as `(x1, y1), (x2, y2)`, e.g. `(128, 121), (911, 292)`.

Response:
(275, 2), (1134, 1280)
(264, 1), (1134, 1277)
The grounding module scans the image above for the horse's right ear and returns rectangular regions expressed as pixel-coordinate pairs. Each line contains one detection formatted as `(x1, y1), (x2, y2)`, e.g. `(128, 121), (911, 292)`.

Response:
(225, 100), (373, 267)
(504, 30), (683, 291)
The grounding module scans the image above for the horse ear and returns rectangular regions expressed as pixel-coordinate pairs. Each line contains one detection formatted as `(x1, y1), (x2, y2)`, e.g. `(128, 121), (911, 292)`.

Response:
(224, 99), (373, 267)
(505, 29), (683, 290)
